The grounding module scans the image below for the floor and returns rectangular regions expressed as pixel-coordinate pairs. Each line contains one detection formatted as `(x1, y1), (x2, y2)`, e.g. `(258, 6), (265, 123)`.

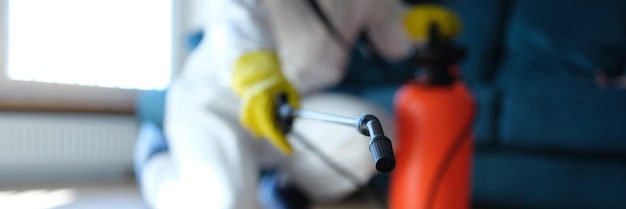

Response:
(0, 179), (370, 209)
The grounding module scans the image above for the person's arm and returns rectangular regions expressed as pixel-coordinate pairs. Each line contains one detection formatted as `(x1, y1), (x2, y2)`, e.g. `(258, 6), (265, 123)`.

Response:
(205, 0), (276, 85)
(205, 0), (299, 155)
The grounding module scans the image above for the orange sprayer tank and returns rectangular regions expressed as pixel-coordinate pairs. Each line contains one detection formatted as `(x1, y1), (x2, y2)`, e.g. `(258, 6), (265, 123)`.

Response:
(389, 75), (475, 209)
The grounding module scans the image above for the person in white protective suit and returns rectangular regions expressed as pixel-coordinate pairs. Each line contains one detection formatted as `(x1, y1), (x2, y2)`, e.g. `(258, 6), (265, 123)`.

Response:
(136, 0), (459, 208)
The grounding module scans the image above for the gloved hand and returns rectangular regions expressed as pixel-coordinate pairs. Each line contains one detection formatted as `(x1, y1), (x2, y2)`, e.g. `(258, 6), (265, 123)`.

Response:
(402, 4), (461, 43)
(231, 50), (300, 155)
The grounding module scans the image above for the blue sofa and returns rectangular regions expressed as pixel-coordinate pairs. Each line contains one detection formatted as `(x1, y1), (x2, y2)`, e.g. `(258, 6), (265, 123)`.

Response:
(136, 1), (626, 208)
(450, 0), (626, 208)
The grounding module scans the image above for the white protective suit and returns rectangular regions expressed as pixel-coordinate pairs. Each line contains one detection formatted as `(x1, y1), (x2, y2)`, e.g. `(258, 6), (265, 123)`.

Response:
(139, 0), (412, 208)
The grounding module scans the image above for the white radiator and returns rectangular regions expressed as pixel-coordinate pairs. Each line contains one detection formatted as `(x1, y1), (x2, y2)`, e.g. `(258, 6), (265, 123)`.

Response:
(0, 112), (139, 181)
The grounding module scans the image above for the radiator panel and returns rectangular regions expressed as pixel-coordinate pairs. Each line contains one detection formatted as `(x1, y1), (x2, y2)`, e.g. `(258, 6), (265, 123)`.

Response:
(0, 112), (138, 180)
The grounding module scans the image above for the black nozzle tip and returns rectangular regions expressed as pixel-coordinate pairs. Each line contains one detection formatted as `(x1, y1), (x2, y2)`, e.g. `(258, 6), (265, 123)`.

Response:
(375, 156), (396, 173)
(369, 136), (396, 173)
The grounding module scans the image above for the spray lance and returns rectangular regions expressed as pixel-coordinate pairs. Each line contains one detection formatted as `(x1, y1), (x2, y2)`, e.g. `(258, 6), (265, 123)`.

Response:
(274, 94), (396, 173)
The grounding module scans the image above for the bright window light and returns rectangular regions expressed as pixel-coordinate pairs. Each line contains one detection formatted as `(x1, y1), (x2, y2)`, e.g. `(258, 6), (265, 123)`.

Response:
(6, 0), (172, 90)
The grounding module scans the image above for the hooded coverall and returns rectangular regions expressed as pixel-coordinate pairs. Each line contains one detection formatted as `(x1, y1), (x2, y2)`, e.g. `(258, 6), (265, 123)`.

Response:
(139, 0), (418, 208)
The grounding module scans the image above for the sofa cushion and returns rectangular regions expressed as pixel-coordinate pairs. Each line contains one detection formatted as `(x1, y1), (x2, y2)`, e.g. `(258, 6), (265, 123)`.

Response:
(497, 0), (626, 89)
(499, 87), (626, 155)
(473, 149), (626, 209)
(494, 0), (626, 154)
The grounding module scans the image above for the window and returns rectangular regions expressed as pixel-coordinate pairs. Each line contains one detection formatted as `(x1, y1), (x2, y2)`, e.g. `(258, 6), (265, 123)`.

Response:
(0, 0), (181, 112)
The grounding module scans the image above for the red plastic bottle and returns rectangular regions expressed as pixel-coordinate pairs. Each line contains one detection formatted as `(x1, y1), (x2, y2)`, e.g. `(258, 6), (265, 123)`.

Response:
(388, 67), (475, 209)
(388, 21), (474, 209)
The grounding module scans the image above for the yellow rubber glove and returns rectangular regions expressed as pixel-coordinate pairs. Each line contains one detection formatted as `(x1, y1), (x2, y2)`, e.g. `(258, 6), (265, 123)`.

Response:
(231, 50), (300, 155)
(403, 4), (461, 43)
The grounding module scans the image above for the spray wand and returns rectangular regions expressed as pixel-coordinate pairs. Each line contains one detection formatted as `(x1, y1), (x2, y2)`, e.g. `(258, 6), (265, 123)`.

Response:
(275, 94), (396, 173)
